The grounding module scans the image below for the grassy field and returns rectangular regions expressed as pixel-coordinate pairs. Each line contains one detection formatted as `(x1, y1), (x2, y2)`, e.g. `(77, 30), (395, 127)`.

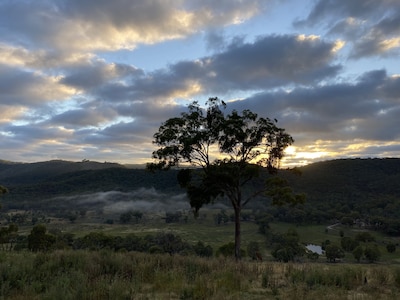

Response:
(1, 250), (400, 299)
(3, 207), (400, 299)
(15, 206), (398, 264)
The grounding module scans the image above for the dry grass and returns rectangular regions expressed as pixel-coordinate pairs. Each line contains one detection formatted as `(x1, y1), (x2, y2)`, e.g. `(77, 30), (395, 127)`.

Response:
(1, 250), (400, 299)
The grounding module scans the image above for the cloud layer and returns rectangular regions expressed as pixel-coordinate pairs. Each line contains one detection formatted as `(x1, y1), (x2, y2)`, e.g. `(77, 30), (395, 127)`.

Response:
(0, 0), (399, 166)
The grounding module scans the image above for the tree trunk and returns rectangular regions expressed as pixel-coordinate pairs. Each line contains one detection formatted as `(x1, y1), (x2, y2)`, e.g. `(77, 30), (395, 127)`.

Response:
(234, 206), (241, 261)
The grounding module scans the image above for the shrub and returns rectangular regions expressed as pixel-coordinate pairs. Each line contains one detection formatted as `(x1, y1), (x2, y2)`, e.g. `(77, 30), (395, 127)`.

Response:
(325, 244), (345, 263)
(364, 245), (380, 263)
(216, 242), (245, 258)
(386, 242), (396, 253)
(341, 237), (359, 252)
(352, 245), (363, 262)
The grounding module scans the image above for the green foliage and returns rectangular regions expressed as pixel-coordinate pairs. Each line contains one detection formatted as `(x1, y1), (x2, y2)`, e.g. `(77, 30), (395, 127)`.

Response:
(216, 242), (245, 258)
(386, 242), (396, 253)
(352, 245), (364, 262)
(364, 245), (381, 263)
(193, 241), (213, 257)
(255, 212), (272, 234)
(0, 223), (18, 251)
(325, 244), (345, 263)
(149, 97), (297, 260)
(355, 232), (375, 243)
(271, 229), (305, 262)
(246, 241), (261, 260)
(119, 210), (143, 224)
(341, 236), (359, 252)
(28, 224), (56, 252)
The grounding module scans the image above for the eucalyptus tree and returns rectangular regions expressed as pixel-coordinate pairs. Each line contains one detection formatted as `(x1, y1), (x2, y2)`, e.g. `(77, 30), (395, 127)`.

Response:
(148, 97), (304, 260)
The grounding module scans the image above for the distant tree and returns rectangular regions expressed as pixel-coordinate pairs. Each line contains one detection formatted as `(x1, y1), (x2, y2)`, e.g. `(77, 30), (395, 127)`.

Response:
(321, 239), (331, 250)
(355, 232), (375, 243)
(247, 241), (261, 260)
(153, 232), (191, 255)
(148, 97), (303, 260)
(28, 224), (56, 252)
(217, 242), (245, 258)
(165, 212), (182, 223)
(341, 237), (359, 252)
(255, 212), (273, 234)
(120, 212), (132, 224)
(325, 244), (345, 263)
(364, 245), (380, 263)
(386, 242), (396, 253)
(340, 216), (354, 227)
(132, 211), (143, 223)
(0, 223), (18, 251)
(352, 245), (363, 262)
(73, 232), (113, 251)
(271, 229), (305, 262)
(194, 241), (213, 257)
(11, 213), (28, 225)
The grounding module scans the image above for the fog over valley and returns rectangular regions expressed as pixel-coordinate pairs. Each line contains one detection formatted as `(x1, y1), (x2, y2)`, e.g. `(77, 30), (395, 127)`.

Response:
(53, 188), (191, 214)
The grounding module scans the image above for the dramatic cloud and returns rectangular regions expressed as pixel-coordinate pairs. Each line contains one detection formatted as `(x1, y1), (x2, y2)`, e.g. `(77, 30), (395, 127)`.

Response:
(296, 0), (400, 58)
(0, 0), (399, 166)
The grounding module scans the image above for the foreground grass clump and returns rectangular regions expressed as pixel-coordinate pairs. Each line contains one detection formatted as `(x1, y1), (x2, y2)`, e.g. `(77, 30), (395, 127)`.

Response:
(1, 250), (400, 299)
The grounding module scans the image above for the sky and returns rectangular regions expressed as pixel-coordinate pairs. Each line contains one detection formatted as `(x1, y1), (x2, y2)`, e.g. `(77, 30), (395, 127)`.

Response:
(0, 0), (399, 167)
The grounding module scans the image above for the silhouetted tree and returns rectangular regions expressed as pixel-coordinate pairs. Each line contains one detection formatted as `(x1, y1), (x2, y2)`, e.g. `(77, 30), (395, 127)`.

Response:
(148, 97), (304, 260)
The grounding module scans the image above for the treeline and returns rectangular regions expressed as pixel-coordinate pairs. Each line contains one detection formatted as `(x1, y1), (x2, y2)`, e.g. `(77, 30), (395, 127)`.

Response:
(3, 223), (213, 257)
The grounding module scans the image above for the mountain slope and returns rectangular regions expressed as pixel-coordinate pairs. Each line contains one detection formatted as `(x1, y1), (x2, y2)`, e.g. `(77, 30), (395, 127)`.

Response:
(0, 160), (125, 185)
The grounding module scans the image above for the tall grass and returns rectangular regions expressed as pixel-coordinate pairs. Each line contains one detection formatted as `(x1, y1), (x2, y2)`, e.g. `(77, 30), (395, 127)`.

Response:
(0, 250), (400, 299)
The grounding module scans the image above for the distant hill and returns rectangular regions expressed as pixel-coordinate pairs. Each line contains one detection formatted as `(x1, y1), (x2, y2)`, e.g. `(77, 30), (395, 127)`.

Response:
(0, 160), (125, 185)
(291, 157), (400, 198)
(0, 159), (181, 210)
(1, 158), (399, 230)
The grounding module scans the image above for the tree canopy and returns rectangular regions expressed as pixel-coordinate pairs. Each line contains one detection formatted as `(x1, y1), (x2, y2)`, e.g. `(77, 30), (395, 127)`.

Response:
(148, 97), (304, 259)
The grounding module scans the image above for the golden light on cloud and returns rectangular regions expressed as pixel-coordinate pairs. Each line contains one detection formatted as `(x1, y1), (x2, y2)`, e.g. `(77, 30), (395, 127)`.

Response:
(284, 145), (296, 155)
(0, 106), (27, 123)
(170, 80), (203, 99)
(379, 37), (400, 52)
(282, 144), (334, 167)
(332, 40), (346, 52)
(296, 34), (320, 42)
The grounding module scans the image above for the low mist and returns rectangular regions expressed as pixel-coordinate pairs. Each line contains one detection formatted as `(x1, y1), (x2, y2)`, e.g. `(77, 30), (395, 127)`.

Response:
(54, 187), (190, 213)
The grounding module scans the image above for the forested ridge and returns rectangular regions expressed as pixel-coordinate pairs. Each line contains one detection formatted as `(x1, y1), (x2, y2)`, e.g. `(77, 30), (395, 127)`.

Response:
(1, 158), (399, 234)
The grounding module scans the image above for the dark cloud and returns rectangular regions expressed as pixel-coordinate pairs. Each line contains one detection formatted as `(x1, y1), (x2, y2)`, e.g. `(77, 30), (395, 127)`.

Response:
(0, 64), (71, 106)
(0, 0), (399, 165)
(204, 34), (341, 90)
(127, 34), (342, 100)
(232, 69), (400, 148)
(296, 0), (400, 59)
(295, 0), (397, 27)
(51, 108), (118, 128)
